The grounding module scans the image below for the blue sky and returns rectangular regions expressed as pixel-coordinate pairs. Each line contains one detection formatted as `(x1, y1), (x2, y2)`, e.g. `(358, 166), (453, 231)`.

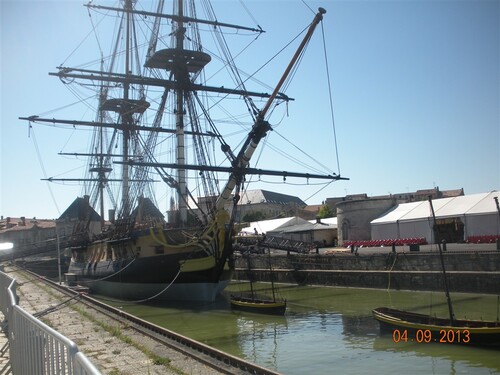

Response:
(1, 0), (499, 219)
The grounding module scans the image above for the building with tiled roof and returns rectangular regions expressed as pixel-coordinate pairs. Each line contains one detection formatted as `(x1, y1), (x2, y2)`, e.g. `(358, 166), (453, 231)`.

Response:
(56, 196), (103, 240)
(0, 216), (57, 252)
(236, 189), (307, 222)
(194, 189), (308, 223)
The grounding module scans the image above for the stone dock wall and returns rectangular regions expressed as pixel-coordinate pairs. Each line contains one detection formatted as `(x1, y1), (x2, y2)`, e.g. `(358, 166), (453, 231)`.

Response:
(233, 251), (500, 294)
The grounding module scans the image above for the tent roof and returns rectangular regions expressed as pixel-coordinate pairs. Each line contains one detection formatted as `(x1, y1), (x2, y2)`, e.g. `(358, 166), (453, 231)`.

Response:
(400, 197), (452, 221)
(280, 222), (336, 233)
(371, 201), (422, 224)
(240, 216), (308, 234)
(449, 191), (500, 215)
(309, 217), (337, 227)
(371, 191), (499, 225)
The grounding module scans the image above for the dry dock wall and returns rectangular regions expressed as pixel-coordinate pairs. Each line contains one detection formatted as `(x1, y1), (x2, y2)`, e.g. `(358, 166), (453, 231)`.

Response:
(233, 252), (500, 294)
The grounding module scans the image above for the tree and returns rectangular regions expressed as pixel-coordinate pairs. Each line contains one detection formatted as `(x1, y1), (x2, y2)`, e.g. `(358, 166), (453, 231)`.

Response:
(242, 211), (267, 222)
(318, 204), (335, 219)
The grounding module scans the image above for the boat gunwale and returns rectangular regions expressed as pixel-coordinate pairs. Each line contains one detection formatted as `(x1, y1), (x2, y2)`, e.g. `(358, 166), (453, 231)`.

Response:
(373, 307), (500, 333)
(230, 295), (287, 309)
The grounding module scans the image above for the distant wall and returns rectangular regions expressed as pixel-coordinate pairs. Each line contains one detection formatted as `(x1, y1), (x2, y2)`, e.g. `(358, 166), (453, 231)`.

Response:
(234, 252), (500, 294)
(336, 198), (395, 244)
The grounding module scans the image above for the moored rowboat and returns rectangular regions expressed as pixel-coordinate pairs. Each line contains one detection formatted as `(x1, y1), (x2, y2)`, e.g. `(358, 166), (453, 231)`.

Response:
(230, 295), (287, 315)
(372, 307), (500, 347)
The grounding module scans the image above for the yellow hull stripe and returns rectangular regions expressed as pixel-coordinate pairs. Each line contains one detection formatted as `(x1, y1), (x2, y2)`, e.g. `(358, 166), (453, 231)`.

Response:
(180, 256), (216, 272)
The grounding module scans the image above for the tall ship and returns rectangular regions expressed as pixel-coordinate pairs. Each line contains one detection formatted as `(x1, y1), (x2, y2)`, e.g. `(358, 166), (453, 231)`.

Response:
(20, 0), (346, 302)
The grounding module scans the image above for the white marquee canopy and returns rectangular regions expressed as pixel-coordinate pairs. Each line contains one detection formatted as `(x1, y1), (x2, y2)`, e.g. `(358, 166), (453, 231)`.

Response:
(371, 191), (500, 243)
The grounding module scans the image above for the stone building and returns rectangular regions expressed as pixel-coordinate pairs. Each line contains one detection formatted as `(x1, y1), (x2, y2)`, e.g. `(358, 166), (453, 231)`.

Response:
(195, 189), (307, 223)
(336, 198), (395, 244)
(0, 216), (56, 252)
(236, 190), (306, 221)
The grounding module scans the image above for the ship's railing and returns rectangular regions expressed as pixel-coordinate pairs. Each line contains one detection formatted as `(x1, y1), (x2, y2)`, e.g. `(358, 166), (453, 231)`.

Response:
(0, 271), (101, 375)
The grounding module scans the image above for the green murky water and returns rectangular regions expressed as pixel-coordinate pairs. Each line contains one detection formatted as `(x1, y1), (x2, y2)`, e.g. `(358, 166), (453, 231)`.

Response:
(104, 283), (500, 374)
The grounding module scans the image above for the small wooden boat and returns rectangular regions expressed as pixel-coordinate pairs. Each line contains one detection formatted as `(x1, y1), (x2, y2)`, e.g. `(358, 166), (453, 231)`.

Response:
(230, 248), (286, 315)
(372, 307), (500, 347)
(373, 197), (500, 348)
(230, 295), (287, 315)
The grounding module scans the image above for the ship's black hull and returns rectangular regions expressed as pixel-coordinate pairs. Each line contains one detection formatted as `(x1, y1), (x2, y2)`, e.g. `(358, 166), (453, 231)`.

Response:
(68, 250), (233, 301)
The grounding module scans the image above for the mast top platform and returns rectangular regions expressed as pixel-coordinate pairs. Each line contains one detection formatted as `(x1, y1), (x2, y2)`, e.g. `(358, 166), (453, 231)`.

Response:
(145, 49), (211, 73)
(100, 99), (150, 115)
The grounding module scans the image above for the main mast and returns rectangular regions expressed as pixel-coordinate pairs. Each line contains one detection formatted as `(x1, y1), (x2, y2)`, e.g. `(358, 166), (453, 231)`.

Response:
(122, 0), (133, 217)
(97, 0), (150, 221)
(144, 0), (218, 227)
(94, 82), (112, 229)
(175, 0), (188, 226)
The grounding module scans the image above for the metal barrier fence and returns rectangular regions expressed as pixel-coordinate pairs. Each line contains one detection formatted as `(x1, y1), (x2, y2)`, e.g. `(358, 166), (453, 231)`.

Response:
(0, 271), (101, 375)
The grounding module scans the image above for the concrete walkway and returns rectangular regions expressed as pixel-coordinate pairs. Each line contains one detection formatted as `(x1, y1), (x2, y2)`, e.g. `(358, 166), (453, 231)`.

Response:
(1, 266), (225, 375)
(0, 315), (10, 375)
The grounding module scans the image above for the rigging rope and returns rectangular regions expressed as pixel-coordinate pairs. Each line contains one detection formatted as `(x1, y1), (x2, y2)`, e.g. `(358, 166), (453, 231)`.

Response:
(33, 294), (83, 319)
(387, 252), (398, 291)
(238, 0), (260, 27)
(271, 130), (335, 174)
(59, 9), (101, 67)
(88, 264), (184, 305)
(303, 180), (336, 203)
(203, 0), (260, 119)
(301, 0), (315, 14)
(84, 256), (138, 283)
(87, 5), (105, 66)
(122, 268), (182, 304)
(29, 124), (61, 215)
(320, 21), (342, 175)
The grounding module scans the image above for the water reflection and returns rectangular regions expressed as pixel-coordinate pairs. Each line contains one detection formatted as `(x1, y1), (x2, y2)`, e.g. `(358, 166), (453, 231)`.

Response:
(233, 313), (288, 369)
(342, 315), (380, 349)
(373, 336), (500, 374)
(101, 284), (500, 375)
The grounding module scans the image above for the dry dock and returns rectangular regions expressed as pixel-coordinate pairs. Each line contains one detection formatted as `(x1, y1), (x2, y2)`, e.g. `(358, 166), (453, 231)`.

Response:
(235, 243), (500, 294)
(0, 266), (280, 375)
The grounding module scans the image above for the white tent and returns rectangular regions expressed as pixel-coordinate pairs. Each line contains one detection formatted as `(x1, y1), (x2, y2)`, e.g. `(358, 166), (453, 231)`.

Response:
(371, 191), (500, 243)
(239, 216), (308, 235)
(240, 216), (338, 245)
(309, 217), (337, 227)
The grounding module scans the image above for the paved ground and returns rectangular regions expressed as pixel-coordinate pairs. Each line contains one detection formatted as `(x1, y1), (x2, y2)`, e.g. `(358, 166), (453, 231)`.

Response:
(0, 266), (225, 375)
(0, 315), (9, 375)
